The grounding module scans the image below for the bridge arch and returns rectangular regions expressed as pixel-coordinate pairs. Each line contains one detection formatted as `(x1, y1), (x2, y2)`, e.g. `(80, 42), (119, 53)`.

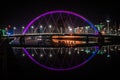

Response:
(22, 10), (100, 71)
(22, 10), (100, 35)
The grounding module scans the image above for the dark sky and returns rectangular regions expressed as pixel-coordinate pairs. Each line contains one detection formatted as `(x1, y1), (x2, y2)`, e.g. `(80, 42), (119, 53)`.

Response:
(0, 0), (120, 27)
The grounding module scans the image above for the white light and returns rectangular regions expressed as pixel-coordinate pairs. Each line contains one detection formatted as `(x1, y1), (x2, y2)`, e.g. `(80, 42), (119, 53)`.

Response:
(69, 28), (72, 31)
(49, 25), (52, 28)
(85, 26), (88, 29)
(81, 49), (84, 51)
(40, 25), (43, 28)
(106, 19), (110, 23)
(68, 51), (71, 55)
(107, 54), (111, 58)
(31, 26), (34, 29)
(32, 54), (35, 57)
(103, 28), (106, 30)
(40, 54), (43, 57)
(49, 54), (52, 58)
(22, 26), (24, 29)
(13, 27), (16, 30)
(104, 49), (107, 52)
(22, 54), (25, 57)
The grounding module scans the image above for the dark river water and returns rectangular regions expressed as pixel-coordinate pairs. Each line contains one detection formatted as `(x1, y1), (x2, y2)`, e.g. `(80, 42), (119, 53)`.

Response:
(1, 39), (120, 80)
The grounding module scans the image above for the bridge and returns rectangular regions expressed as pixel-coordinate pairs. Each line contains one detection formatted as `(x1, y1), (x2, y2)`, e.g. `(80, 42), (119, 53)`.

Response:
(0, 10), (120, 71)
(3, 32), (120, 37)
(1, 32), (120, 47)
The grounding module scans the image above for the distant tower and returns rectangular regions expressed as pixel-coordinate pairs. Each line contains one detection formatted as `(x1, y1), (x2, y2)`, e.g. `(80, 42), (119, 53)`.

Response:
(106, 18), (110, 34)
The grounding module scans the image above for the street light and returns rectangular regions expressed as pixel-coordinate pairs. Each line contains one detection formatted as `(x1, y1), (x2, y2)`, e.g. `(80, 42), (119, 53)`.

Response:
(40, 25), (43, 28)
(21, 26), (24, 33)
(68, 26), (72, 33)
(49, 25), (52, 28)
(48, 25), (52, 33)
(106, 19), (110, 34)
(39, 25), (43, 33)
(31, 26), (34, 33)
(22, 26), (24, 29)
(13, 27), (16, 34)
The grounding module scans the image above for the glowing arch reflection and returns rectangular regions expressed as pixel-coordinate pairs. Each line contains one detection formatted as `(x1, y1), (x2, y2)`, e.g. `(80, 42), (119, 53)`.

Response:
(22, 10), (100, 71)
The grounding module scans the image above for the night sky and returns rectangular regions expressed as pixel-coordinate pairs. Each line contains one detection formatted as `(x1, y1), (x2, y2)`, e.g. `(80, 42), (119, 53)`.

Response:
(0, 0), (120, 27)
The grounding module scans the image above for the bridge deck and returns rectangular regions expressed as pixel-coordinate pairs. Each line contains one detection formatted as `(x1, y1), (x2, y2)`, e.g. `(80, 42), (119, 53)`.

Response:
(3, 33), (120, 37)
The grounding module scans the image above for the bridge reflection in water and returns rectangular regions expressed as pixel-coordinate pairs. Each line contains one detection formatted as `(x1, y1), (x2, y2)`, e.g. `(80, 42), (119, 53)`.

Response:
(13, 46), (99, 71)
(10, 36), (120, 71)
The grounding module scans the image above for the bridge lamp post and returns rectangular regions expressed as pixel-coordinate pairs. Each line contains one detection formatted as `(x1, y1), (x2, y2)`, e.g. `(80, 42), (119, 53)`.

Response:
(48, 25), (52, 33)
(13, 27), (16, 34)
(106, 19), (110, 34)
(31, 26), (34, 33)
(68, 26), (73, 33)
(85, 26), (89, 34)
(22, 26), (24, 29)
(69, 28), (72, 31)
(39, 25), (43, 33)
(22, 26), (24, 33)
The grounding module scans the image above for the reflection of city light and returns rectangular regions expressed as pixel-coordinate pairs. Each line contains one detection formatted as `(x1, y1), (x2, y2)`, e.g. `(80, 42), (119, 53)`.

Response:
(49, 54), (52, 58)
(52, 36), (81, 39)
(52, 39), (83, 46)
(21, 10), (100, 71)
(81, 49), (84, 51)
(110, 48), (114, 51)
(52, 36), (85, 46)
(85, 49), (90, 54)
(68, 51), (71, 55)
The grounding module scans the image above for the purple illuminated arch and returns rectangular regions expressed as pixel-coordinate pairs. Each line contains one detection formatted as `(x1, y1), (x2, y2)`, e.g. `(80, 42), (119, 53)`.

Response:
(22, 10), (100, 71)
(22, 46), (99, 71)
(22, 10), (99, 34)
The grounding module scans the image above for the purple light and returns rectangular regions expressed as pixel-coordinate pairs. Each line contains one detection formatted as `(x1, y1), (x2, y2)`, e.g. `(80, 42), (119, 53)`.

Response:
(22, 10), (100, 71)
(22, 46), (99, 71)
(22, 10), (99, 34)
